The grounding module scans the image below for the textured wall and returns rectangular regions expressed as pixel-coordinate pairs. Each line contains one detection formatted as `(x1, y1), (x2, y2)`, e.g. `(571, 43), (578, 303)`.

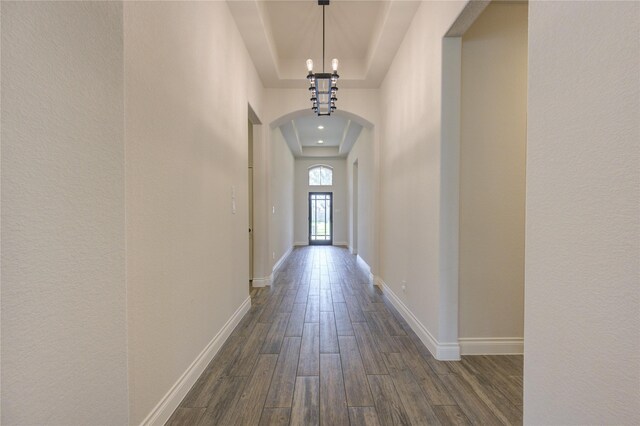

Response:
(1, 2), (128, 424)
(124, 2), (263, 422)
(525, 1), (640, 423)
(458, 2), (527, 343)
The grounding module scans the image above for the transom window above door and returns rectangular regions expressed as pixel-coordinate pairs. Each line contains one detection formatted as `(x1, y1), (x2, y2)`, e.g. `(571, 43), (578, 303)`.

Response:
(309, 165), (333, 186)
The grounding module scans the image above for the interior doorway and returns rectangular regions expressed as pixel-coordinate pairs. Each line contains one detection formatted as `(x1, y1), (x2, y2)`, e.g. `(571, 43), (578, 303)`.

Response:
(352, 160), (358, 254)
(309, 192), (333, 245)
(248, 119), (254, 284)
(442, 1), (528, 356)
(247, 104), (263, 287)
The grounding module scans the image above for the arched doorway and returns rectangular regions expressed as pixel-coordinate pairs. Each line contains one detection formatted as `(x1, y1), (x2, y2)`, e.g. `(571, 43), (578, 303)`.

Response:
(251, 107), (378, 285)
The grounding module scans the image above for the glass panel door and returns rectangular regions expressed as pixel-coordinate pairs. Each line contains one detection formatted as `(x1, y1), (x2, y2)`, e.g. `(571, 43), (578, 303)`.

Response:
(309, 192), (333, 245)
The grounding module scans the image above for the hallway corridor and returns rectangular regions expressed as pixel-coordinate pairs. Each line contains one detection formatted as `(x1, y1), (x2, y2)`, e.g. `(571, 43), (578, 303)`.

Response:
(168, 246), (523, 425)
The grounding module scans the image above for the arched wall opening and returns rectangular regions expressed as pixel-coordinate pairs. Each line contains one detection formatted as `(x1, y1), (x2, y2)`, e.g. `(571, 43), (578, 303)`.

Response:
(251, 105), (379, 284)
(270, 108), (374, 130)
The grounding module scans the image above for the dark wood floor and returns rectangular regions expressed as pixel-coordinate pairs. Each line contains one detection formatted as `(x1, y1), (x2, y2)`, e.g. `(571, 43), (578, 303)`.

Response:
(168, 246), (523, 425)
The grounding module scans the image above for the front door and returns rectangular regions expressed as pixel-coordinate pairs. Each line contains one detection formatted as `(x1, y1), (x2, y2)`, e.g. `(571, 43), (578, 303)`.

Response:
(309, 192), (333, 245)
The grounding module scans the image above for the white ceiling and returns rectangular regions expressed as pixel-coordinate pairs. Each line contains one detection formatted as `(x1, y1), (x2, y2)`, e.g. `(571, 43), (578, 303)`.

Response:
(278, 112), (363, 158)
(227, 0), (421, 89)
(296, 114), (347, 147)
(229, 0), (407, 157)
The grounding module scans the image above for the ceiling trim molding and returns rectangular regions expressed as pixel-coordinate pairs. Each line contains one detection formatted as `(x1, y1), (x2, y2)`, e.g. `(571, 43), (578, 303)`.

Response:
(228, 0), (421, 89)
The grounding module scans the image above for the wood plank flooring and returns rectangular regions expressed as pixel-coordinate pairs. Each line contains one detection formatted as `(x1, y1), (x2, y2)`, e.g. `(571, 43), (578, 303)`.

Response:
(168, 246), (523, 425)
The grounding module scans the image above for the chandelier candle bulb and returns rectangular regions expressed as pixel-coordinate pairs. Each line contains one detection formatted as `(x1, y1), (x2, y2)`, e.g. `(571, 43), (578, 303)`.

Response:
(305, 1), (339, 116)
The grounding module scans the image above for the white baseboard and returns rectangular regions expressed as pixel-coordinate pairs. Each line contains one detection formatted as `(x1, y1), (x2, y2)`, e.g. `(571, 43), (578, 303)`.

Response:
(251, 277), (271, 287)
(334, 242), (349, 247)
(349, 246), (357, 255)
(273, 246), (293, 274)
(355, 255), (375, 285)
(268, 246), (293, 284)
(459, 337), (524, 355)
(293, 242), (308, 246)
(376, 277), (460, 361)
(139, 296), (251, 426)
(356, 254), (370, 270)
(253, 246), (293, 287)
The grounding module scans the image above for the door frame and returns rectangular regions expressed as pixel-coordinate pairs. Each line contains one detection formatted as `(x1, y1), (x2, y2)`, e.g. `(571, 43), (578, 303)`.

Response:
(248, 119), (254, 282)
(352, 160), (358, 255)
(247, 104), (261, 285)
(308, 192), (333, 246)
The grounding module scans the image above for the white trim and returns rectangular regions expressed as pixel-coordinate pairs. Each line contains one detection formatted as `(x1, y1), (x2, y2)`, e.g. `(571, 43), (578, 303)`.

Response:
(355, 255), (375, 285)
(356, 254), (370, 270)
(333, 242), (349, 247)
(139, 296), (251, 426)
(273, 246), (293, 274)
(307, 164), (334, 186)
(349, 246), (357, 255)
(251, 277), (271, 287)
(376, 277), (461, 361)
(437, 342), (462, 360)
(293, 242), (308, 246)
(459, 337), (524, 355)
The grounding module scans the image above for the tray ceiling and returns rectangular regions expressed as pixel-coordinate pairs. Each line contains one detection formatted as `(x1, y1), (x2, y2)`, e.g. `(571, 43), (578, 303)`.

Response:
(227, 0), (421, 88)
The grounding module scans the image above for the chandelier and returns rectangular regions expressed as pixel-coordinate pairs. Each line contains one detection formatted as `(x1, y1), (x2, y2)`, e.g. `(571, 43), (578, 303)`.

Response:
(306, 0), (339, 116)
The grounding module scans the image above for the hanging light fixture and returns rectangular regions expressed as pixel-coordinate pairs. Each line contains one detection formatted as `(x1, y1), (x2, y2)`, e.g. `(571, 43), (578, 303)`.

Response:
(306, 0), (339, 116)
